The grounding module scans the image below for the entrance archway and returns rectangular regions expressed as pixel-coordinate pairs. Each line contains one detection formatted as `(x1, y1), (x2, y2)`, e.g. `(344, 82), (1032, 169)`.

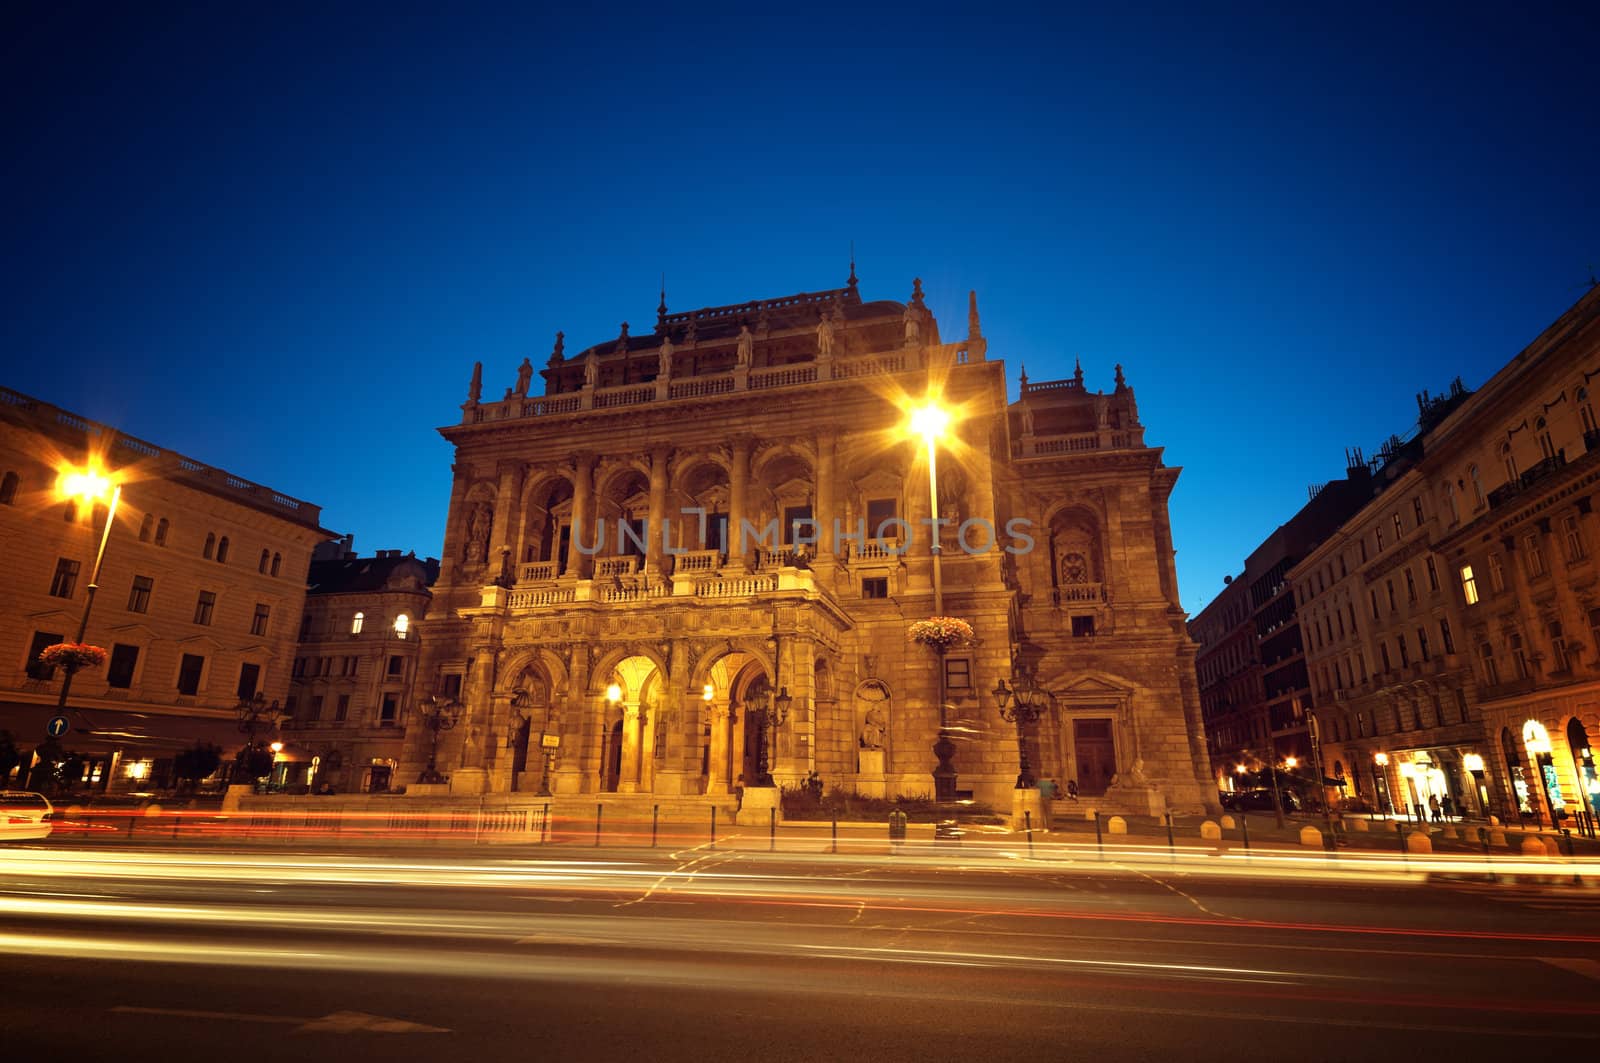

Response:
(1568, 718), (1597, 822)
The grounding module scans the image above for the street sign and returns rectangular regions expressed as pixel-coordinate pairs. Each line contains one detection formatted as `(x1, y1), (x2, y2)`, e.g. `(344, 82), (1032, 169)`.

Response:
(46, 715), (69, 738)
(540, 733), (561, 749)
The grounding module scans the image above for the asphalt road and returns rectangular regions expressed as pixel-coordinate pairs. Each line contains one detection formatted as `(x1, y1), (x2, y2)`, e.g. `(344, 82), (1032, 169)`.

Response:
(2, 838), (1598, 1062)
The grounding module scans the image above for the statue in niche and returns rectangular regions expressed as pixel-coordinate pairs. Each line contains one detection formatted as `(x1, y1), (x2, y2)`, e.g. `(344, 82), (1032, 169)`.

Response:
(464, 502), (493, 564)
(937, 466), (966, 527)
(658, 337), (674, 380)
(1020, 403), (1035, 436)
(736, 324), (754, 367)
(903, 304), (921, 346)
(515, 357), (533, 397)
(468, 361), (483, 403)
(816, 313), (835, 359)
(1094, 393), (1110, 429)
(684, 319), (697, 345)
(856, 680), (890, 750)
(583, 348), (600, 389)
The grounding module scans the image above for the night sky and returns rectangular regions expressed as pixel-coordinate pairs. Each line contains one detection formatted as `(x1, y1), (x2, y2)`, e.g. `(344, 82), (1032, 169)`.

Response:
(4, 4), (1597, 613)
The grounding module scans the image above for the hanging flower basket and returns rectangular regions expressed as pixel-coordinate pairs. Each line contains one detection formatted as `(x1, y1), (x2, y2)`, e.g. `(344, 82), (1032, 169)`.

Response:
(908, 617), (975, 651)
(38, 642), (108, 671)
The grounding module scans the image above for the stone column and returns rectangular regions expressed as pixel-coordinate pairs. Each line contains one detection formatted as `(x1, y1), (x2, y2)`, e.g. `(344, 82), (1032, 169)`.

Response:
(1539, 518), (1585, 661)
(645, 445), (670, 575)
(439, 464), (474, 585)
(566, 454), (595, 579)
(707, 697), (732, 795)
(450, 634), (499, 794)
(729, 437), (751, 571)
(619, 701), (643, 793)
(1499, 537), (1547, 661)
(488, 462), (524, 583)
(815, 432), (836, 561)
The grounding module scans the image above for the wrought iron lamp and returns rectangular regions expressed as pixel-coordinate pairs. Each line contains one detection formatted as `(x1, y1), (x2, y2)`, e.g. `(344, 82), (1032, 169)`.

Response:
(415, 694), (463, 784)
(744, 683), (793, 787)
(992, 666), (1051, 789)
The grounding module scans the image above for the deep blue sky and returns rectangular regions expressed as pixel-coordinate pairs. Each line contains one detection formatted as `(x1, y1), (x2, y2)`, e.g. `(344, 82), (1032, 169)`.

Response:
(4, 4), (1596, 613)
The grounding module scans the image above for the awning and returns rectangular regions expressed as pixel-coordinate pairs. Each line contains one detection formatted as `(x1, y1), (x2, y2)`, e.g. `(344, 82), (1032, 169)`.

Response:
(0, 701), (244, 757)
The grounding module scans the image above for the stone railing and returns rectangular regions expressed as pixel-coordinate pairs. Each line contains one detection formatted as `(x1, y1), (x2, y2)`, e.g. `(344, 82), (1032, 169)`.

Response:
(1055, 581), (1106, 604)
(854, 538), (905, 562)
(507, 587), (576, 609)
(1014, 430), (1139, 457)
(595, 556), (639, 578)
(519, 561), (559, 582)
(460, 345), (968, 426)
(695, 574), (779, 598)
(598, 582), (670, 603)
(673, 549), (723, 573)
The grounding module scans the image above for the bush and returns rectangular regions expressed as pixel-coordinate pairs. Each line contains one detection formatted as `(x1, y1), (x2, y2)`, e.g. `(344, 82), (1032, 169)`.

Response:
(780, 783), (1001, 823)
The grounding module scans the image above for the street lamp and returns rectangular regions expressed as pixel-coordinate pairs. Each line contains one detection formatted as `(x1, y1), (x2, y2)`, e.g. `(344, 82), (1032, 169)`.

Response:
(911, 398), (958, 802)
(234, 692), (284, 785)
(992, 666), (1052, 789)
(50, 463), (123, 719)
(415, 694), (463, 784)
(743, 682), (792, 788)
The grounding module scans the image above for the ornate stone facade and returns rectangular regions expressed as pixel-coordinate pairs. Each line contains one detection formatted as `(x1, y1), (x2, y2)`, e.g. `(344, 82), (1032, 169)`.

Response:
(411, 275), (1214, 814)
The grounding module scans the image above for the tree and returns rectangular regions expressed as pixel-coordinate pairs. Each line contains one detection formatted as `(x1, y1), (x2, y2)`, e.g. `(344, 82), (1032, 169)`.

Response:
(233, 743), (274, 784)
(173, 743), (222, 791)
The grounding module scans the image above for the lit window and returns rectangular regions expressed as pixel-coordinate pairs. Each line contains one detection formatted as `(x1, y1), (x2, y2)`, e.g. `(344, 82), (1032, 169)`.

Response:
(1460, 565), (1479, 605)
(393, 613), (410, 639)
(351, 611), (365, 635)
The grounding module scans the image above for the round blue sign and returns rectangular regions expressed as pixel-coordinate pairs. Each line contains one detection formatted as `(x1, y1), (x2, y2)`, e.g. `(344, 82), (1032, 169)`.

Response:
(46, 715), (69, 738)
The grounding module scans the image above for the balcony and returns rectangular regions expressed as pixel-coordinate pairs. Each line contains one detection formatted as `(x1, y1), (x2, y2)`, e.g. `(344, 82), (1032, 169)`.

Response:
(519, 560), (560, 582)
(1488, 452), (1568, 510)
(1053, 582), (1106, 605)
(1012, 430), (1143, 458)
(595, 556), (640, 578)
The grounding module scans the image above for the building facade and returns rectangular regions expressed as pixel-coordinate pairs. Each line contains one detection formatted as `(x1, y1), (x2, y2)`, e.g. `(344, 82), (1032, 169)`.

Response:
(1191, 466), (1375, 792)
(0, 386), (331, 790)
(408, 274), (1215, 814)
(1294, 285), (1600, 824)
(281, 538), (438, 793)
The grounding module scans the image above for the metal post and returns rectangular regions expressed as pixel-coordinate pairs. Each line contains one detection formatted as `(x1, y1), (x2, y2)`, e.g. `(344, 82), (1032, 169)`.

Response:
(1165, 812), (1176, 862)
(1478, 826), (1495, 883)
(769, 807), (776, 852)
(542, 802), (551, 844)
(652, 804), (659, 848)
(831, 818), (838, 854)
(1396, 820), (1408, 865)
(1025, 810), (1033, 858)
(1093, 809), (1103, 858)
(594, 803), (602, 847)
(1240, 813), (1250, 852)
(710, 805), (717, 849)
(1564, 828), (1581, 886)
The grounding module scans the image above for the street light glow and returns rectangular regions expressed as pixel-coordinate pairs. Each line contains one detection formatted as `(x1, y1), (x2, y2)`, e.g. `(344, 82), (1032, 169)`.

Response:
(605, 683), (623, 704)
(909, 402), (949, 441)
(702, 683), (714, 702)
(57, 464), (113, 502)
(1284, 756), (1298, 769)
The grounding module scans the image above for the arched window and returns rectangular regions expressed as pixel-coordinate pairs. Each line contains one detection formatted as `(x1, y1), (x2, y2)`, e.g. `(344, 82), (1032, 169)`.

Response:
(0, 470), (17, 505)
(155, 518), (169, 546)
(1442, 481), (1459, 524)
(270, 552), (281, 576)
(1469, 465), (1484, 507)
(139, 514), (154, 542)
(393, 613), (410, 639)
(1580, 388), (1598, 436)
(1536, 417), (1556, 460)
(1501, 442), (1518, 484)
(351, 611), (364, 635)
(258, 549), (270, 574)
(203, 533), (216, 559)
(216, 536), (230, 563)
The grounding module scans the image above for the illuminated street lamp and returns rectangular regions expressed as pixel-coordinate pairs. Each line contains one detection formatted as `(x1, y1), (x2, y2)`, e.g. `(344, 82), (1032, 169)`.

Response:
(234, 692), (284, 786)
(415, 694), (463, 784)
(911, 398), (960, 802)
(992, 666), (1051, 788)
(743, 682), (792, 788)
(49, 463), (123, 719)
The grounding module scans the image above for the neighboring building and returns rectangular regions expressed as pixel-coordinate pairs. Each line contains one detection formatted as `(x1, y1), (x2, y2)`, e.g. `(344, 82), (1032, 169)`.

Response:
(409, 273), (1215, 813)
(1190, 463), (1375, 791)
(1295, 283), (1600, 825)
(280, 536), (439, 794)
(0, 386), (331, 790)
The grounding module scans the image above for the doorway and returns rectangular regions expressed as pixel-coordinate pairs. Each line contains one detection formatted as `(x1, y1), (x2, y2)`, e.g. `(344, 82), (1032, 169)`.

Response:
(604, 719), (623, 792)
(1073, 718), (1116, 796)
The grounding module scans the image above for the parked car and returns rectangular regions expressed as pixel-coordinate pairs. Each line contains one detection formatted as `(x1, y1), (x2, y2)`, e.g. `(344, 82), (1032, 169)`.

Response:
(0, 791), (54, 841)
(1221, 789), (1298, 813)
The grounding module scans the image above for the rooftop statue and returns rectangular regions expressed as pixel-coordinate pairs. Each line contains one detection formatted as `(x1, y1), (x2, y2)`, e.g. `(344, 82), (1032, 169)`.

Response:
(468, 361), (483, 403)
(515, 357), (533, 397)
(658, 336), (674, 379)
(816, 312), (835, 358)
(736, 323), (754, 367)
(584, 348), (600, 389)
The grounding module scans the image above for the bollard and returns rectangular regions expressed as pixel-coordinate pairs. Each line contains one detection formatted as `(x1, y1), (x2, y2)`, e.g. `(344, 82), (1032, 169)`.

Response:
(542, 802), (551, 844)
(888, 810), (908, 853)
(769, 808), (776, 852)
(710, 805), (717, 849)
(1093, 810), (1104, 858)
(594, 803), (603, 847)
(1165, 812), (1177, 857)
(1240, 813), (1251, 853)
(1395, 820), (1408, 864)
(1478, 826), (1496, 883)
(1025, 810), (1034, 858)
(1564, 829), (1582, 886)
(652, 804), (660, 848)
(832, 818), (838, 854)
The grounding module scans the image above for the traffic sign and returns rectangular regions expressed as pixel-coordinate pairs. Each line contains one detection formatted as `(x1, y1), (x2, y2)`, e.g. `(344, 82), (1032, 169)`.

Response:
(46, 715), (70, 738)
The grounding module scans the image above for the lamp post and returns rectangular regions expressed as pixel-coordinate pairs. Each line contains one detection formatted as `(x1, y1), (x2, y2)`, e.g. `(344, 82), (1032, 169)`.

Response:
(51, 465), (123, 719)
(1373, 751), (1392, 815)
(992, 667), (1051, 788)
(743, 682), (792, 788)
(911, 399), (958, 801)
(415, 694), (463, 784)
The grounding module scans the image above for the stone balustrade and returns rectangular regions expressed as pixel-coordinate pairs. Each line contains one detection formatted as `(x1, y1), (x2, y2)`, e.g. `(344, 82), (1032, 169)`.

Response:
(519, 560), (559, 582)
(1056, 581), (1106, 604)
(1013, 430), (1141, 457)
(595, 556), (639, 578)
(673, 549), (723, 573)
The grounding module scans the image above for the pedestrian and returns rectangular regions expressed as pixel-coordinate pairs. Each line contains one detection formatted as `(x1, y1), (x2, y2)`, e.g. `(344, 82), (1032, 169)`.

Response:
(1441, 795), (1455, 821)
(1038, 778), (1056, 804)
(1066, 779), (1079, 801)
(1428, 793), (1441, 822)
